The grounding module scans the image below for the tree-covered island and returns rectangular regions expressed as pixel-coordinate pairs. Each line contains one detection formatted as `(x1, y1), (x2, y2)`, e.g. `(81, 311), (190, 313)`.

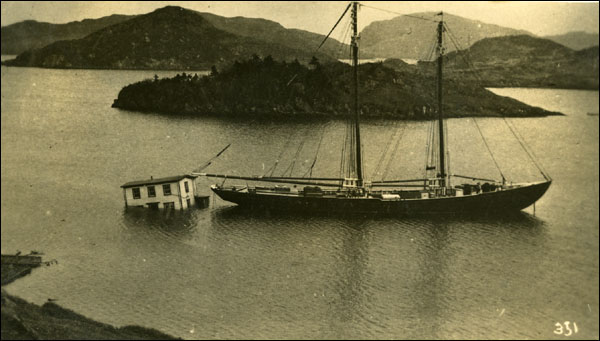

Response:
(112, 56), (562, 119)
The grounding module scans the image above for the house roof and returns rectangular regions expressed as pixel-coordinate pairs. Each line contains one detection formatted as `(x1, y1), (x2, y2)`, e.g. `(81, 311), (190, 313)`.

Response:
(121, 174), (197, 188)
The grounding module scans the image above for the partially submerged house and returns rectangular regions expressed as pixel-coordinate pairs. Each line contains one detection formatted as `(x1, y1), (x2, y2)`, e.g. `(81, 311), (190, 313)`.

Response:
(121, 175), (201, 210)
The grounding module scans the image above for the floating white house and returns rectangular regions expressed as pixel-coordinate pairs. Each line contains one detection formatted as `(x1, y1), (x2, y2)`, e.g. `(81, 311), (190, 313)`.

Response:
(121, 175), (200, 210)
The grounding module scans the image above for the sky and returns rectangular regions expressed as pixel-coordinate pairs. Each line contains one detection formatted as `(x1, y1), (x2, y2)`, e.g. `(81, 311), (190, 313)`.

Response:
(1, 1), (598, 37)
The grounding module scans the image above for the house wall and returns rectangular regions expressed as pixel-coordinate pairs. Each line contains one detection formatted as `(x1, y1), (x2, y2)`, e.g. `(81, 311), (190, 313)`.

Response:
(124, 182), (181, 209)
(178, 178), (196, 209)
(123, 177), (197, 210)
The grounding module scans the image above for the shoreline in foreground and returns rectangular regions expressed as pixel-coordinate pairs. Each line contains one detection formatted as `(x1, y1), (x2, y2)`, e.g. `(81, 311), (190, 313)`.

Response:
(1, 290), (180, 340)
(1, 261), (179, 340)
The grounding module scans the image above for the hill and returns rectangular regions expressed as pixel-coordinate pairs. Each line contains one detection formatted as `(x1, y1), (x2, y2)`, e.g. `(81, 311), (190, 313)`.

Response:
(1, 15), (133, 55)
(2, 6), (345, 70)
(438, 35), (599, 89)
(111, 56), (561, 120)
(196, 12), (346, 62)
(360, 12), (532, 59)
(544, 31), (599, 51)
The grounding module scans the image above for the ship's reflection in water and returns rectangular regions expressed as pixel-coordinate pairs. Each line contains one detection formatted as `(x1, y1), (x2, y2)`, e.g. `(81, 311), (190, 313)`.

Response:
(206, 207), (547, 339)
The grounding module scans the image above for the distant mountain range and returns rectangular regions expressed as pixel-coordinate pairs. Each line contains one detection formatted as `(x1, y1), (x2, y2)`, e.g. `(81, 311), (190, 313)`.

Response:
(384, 35), (599, 89)
(543, 31), (599, 51)
(360, 12), (533, 59)
(360, 12), (599, 59)
(1, 15), (133, 55)
(2, 6), (347, 70)
(1, 6), (598, 90)
(3, 7), (598, 61)
(443, 35), (599, 89)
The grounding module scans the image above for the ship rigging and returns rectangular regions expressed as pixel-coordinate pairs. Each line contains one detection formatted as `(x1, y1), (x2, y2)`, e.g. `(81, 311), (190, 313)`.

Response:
(193, 2), (552, 214)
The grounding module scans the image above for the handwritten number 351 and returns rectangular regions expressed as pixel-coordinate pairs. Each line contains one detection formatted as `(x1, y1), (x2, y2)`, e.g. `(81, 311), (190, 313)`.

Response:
(554, 321), (578, 336)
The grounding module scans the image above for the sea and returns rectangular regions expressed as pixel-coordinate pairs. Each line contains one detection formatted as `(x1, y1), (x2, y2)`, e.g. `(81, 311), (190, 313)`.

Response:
(1, 59), (598, 339)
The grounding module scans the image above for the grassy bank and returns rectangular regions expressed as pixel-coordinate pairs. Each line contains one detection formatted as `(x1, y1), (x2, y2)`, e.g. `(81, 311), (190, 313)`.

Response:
(1, 290), (179, 340)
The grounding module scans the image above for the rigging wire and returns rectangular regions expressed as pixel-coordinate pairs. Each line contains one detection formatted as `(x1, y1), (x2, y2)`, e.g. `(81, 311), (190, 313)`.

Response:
(443, 24), (480, 80)
(503, 119), (551, 180)
(282, 139), (306, 177)
(339, 60), (352, 178)
(444, 23), (505, 180)
(429, 121), (440, 172)
(274, 3), (354, 181)
(285, 3), (349, 91)
(420, 28), (442, 179)
(444, 113), (451, 181)
(471, 118), (506, 181)
(317, 2), (352, 50)
(264, 129), (296, 177)
(382, 122), (406, 180)
(335, 16), (353, 59)
(425, 120), (438, 177)
(192, 143), (231, 173)
(331, 10), (355, 180)
(442, 23), (505, 181)
(360, 4), (440, 23)
(419, 29), (442, 179)
(423, 120), (433, 178)
(340, 120), (349, 178)
(424, 30), (440, 62)
(346, 36), (357, 179)
(373, 121), (399, 180)
(443, 22), (550, 180)
(356, 4), (365, 181)
(302, 122), (330, 178)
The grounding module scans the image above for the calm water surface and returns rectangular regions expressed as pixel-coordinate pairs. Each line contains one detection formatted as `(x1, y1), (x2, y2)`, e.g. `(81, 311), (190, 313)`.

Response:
(1, 64), (598, 339)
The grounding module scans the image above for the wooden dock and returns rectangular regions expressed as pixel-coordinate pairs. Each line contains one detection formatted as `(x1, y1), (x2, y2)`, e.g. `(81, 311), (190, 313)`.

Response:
(1, 253), (54, 286)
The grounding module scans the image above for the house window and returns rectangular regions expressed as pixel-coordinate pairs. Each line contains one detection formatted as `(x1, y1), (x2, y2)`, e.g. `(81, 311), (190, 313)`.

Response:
(184, 181), (190, 193)
(147, 186), (156, 197)
(164, 202), (174, 209)
(132, 187), (141, 199)
(186, 198), (191, 208)
(163, 184), (172, 196)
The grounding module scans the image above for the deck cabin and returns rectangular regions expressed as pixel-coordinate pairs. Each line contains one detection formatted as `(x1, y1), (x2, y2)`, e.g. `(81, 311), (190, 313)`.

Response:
(121, 175), (199, 210)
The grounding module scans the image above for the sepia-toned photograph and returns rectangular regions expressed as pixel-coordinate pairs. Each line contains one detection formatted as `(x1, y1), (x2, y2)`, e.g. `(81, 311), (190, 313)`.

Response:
(1, 1), (598, 339)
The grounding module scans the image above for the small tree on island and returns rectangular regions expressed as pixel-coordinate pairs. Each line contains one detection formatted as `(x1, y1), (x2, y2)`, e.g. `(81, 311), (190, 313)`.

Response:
(263, 55), (275, 67)
(309, 56), (321, 70)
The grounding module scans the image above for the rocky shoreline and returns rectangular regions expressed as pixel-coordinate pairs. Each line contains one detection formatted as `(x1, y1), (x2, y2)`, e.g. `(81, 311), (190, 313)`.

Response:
(1, 257), (179, 340)
(1, 291), (179, 340)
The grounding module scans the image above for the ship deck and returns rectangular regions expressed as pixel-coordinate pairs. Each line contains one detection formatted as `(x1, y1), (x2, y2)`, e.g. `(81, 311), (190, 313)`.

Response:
(210, 181), (552, 215)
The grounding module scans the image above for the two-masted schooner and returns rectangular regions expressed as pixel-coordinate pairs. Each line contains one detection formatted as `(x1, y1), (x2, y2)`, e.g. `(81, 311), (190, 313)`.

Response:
(194, 2), (551, 214)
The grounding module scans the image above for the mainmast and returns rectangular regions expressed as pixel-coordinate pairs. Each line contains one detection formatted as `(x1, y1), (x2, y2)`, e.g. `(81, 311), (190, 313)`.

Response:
(436, 15), (446, 187)
(351, 1), (363, 187)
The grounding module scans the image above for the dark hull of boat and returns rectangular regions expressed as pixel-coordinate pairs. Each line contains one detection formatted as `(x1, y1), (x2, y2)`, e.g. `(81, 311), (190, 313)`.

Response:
(211, 181), (551, 215)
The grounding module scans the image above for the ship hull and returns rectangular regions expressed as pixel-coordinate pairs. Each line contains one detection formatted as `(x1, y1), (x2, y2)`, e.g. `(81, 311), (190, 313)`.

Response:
(211, 181), (551, 215)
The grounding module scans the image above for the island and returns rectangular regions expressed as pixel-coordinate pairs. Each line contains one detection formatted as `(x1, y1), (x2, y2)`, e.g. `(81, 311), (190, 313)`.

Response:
(112, 56), (562, 119)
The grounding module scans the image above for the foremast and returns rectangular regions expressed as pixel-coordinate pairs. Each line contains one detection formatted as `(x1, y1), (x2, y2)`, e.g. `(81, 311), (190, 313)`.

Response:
(343, 1), (364, 192)
(436, 15), (447, 189)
